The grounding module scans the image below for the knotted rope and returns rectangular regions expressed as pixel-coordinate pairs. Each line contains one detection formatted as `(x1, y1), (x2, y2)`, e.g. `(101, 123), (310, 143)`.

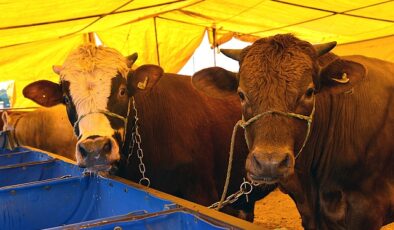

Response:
(216, 96), (315, 210)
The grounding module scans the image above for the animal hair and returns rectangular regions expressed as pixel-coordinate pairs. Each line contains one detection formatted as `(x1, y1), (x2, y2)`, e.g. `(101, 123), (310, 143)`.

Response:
(239, 34), (317, 111)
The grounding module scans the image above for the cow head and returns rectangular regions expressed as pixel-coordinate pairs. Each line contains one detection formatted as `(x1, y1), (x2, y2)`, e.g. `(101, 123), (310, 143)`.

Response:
(23, 44), (163, 172)
(192, 34), (365, 184)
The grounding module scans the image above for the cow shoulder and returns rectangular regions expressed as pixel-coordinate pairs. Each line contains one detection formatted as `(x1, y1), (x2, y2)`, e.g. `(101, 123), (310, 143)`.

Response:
(192, 67), (238, 98)
(318, 57), (366, 94)
(23, 80), (63, 107)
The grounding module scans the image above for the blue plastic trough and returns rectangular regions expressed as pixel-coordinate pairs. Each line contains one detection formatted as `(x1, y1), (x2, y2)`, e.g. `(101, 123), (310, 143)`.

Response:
(0, 146), (26, 154)
(0, 175), (172, 230)
(0, 150), (52, 166)
(0, 143), (258, 230)
(69, 211), (228, 230)
(0, 159), (84, 187)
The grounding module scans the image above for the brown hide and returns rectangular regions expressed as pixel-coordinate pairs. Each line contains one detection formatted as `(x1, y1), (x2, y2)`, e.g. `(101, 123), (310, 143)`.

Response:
(192, 34), (394, 229)
(118, 74), (275, 221)
(2, 105), (76, 160)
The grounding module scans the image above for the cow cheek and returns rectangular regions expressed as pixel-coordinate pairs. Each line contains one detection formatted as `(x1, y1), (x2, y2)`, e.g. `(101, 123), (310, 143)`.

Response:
(75, 145), (86, 167)
(107, 137), (120, 163)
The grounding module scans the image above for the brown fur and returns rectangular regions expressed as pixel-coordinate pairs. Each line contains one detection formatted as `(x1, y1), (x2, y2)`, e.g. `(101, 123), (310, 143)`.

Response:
(1, 105), (77, 160)
(240, 35), (394, 229)
(119, 74), (276, 220)
(192, 34), (394, 229)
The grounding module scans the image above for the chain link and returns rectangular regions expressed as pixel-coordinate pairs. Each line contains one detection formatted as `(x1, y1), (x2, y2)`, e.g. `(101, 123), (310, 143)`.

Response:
(126, 97), (150, 187)
(208, 179), (254, 209)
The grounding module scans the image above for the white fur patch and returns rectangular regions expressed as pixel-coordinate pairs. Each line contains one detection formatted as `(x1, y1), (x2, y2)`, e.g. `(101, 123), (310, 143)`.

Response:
(59, 44), (130, 162)
(61, 44), (129, 116)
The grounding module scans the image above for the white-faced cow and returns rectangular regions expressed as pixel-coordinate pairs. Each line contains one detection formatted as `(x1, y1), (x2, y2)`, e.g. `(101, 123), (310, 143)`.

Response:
(2, 105), (77, 160)
(192, 34), (394, 229)
(22, 44), (276, 221)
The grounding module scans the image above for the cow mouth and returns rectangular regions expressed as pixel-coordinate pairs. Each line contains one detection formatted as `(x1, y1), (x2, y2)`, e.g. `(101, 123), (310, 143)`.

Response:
(248, 173), (279, 185)
(83, 164), (114, 174)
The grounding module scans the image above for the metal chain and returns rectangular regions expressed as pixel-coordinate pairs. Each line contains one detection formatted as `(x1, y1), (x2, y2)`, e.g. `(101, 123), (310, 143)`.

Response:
(208, 179), (254, 209)
(127, 97), (150, 187)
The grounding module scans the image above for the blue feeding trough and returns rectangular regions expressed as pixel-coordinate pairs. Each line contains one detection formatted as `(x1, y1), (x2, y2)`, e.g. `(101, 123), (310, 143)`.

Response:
(0, 146), (27, 154)
(0, 150), (52, 166)
(0, 159), (84, 187)
(0, 142), (255, 230)
(66, 210), (228, 230)
(0, 176), (173, 230)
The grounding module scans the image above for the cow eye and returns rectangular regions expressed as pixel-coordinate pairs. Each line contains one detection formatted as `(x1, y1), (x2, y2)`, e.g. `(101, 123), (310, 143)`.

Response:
(238, 91), (245, 101)
(119, 88), (126, 97)
(305, 88), (314, 97)
(63, 95), (70, 105)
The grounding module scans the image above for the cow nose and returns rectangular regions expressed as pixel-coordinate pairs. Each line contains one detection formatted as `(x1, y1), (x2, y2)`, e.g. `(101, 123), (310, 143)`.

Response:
(248, 150), (293, 180)
(78, 136), (112, 159)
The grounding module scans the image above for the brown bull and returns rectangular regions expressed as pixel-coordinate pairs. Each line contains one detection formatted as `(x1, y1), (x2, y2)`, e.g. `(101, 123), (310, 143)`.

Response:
(22, 44), (276, 221)
(192, 34), (394, 229)
(2, 105), (77, 160)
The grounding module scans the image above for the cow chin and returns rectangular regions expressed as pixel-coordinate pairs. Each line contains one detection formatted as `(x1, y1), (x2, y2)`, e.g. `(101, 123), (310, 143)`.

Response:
(246, 169), (294, 185)
(75, 136), (120, 173)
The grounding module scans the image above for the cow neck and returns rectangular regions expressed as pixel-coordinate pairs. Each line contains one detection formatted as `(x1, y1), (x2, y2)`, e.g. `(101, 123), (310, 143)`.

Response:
(305, 92), (358, 180)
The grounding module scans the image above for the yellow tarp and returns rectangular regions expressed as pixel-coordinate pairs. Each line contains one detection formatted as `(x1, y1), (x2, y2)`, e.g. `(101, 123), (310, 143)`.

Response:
(0, 0), (393, 108)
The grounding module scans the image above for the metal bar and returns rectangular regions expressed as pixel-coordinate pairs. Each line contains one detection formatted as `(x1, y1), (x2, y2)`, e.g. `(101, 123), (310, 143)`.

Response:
(154, 17), (161, 66)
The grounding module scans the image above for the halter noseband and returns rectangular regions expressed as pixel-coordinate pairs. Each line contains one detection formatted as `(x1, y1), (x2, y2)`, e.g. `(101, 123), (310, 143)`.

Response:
(239, 95), (316, 159)
(72, 98), (132, 142)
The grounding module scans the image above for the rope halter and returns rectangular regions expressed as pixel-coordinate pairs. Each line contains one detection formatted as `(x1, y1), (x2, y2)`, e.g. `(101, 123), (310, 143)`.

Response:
(72, 98), (132, 143)
(216, 95), (315, 210)
(239, 94), (316, 159)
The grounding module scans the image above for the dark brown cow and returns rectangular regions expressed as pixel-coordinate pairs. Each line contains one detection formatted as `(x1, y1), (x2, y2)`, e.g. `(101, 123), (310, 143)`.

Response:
(22, 44), (276, 221)
(192, 34), (394, 229)
(1, 105), (77, 160)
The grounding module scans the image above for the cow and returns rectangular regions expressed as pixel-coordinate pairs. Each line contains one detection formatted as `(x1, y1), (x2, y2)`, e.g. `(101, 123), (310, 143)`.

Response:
(21, 44), (276, 221)
(191, 34), (394, 229)
(2, 105), (77, 160)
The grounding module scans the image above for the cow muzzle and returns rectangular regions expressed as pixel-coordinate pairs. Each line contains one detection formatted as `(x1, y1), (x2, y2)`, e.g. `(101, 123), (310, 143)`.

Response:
(246, 149), (294, 184)
(76, 135), (120, 171)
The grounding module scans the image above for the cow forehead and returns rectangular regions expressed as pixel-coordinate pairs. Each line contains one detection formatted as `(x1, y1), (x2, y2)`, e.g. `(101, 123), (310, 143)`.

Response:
(239, 41), (313, 85)
(238, 37), (314, 108)
(60, 44), (129, 115)
(61, 44), (129, 81)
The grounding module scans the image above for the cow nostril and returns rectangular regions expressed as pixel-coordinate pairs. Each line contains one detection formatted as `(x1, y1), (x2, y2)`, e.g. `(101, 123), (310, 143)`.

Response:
(103, 141), (111, 153)
(79, 144), (88, 158)
(252, 154), (262, 169)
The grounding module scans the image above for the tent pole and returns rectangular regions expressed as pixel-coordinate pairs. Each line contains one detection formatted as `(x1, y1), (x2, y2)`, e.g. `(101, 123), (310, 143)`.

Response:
(88, 32), (97, 46)
(212, 27), (217, 66)
(154, 17), (161, 66)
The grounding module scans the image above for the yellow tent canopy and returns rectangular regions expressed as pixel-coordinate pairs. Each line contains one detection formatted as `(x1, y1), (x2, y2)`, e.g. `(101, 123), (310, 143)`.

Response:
(0, 0), (393, 108)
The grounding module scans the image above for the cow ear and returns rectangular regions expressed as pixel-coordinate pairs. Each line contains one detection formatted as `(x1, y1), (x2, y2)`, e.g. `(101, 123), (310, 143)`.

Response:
(23, 80), (63, 107)
(192, 67), (238, 98)
(127, 64), (163, 94)
(126, 53), (138, 68)
(316, 59), (366, 94)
